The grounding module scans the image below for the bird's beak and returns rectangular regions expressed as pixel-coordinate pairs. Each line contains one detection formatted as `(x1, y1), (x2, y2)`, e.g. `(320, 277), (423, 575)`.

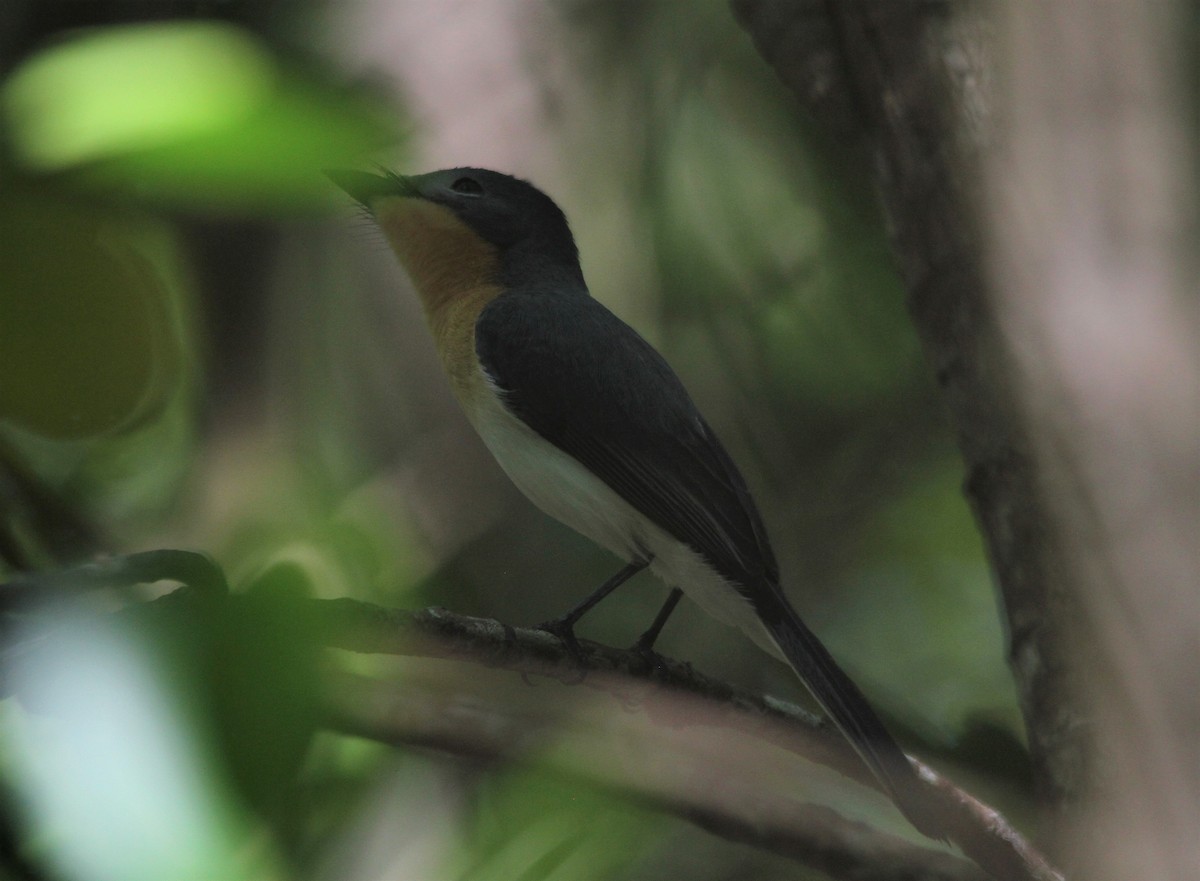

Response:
(325, 169), (415, 210)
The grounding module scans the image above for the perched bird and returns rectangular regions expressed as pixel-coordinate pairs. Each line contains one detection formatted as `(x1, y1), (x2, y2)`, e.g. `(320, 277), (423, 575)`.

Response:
(331, 167), (942, 838)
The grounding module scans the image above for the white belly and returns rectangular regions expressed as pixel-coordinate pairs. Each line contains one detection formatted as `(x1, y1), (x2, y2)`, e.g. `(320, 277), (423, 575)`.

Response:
(463, 377), (779, 657)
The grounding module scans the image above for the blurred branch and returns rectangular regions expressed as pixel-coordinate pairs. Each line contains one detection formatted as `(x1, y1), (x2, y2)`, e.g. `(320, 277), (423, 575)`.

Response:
(2, 559), (1061, 879)
(312, 599), (1060, 881)
(728, 0), (1087, 819)
(0, 437), (106, 568)
(325, 668), (987, 881)
(0, 550), (228, 607)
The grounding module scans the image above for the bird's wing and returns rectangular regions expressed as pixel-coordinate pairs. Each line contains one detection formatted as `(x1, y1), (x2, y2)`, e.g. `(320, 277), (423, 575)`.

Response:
(475, 290), (778, 592)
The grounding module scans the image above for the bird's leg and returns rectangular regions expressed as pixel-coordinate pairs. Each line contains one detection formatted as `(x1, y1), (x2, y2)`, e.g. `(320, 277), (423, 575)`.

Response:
(632, 587), (683, 654)
(538, 558), (649, 652)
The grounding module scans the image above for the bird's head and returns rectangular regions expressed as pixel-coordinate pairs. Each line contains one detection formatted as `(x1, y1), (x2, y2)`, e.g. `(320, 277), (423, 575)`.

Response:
(329, 167), (584, 300)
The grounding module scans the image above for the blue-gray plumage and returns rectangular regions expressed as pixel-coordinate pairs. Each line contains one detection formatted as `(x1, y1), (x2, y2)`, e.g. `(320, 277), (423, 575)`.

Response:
(330, 166), (944, 839)
(477, 289), (778, 593)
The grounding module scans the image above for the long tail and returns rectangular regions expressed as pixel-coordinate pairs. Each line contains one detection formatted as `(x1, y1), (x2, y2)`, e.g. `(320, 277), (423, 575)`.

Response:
(754, 589), (946, 840)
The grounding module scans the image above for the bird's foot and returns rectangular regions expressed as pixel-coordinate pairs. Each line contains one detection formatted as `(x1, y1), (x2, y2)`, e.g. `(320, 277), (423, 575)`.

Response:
(537, 616), (586, 661)
(629, 634), (671, 676)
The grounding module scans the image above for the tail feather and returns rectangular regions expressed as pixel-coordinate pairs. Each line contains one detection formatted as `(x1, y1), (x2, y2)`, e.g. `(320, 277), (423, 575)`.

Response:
(756, 590), (946, 840)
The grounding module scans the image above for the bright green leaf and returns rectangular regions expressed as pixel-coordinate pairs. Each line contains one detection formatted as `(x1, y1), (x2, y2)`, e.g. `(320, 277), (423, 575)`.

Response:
(2, 22), (401, 213)
(3, 22), (274, 170)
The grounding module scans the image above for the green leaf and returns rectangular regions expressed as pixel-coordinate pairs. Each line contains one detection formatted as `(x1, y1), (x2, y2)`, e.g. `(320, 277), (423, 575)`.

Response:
(2, 21), (401, 213)
(4, 22), (274, 169)
(0, 193), (184, 439)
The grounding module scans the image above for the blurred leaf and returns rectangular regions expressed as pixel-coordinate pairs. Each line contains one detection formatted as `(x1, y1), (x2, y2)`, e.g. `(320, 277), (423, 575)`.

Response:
(199, 562), (322, 836)
(1, 609), (275, 881)
(0, 192), (183, 440)
(0, 186), (199, 540)
(3, 22), (274, 170)
(2, 21), (401, 213)
(69, 378), (200, 526)
(648, 85), (921, 418)
(454, 769), (660, 881)
(826, 458), (1023, 746)
(213, 453), (430, 609)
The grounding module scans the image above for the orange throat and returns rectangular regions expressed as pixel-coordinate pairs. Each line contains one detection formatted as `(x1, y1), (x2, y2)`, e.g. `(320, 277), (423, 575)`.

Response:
(374, 197), (503, 406)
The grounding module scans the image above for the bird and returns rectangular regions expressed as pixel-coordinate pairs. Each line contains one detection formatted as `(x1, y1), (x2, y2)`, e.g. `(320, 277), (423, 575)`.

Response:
(329, 166), (943, 839)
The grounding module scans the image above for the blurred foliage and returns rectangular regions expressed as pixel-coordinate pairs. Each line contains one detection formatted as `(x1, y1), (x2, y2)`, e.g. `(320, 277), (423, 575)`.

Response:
(833, 459), (1021, 742)
(0, 2), (1030, 880)
(2, 21), (397, 213)
(5, 23), (277, 170)
(0, 193), (183, 439)
(0, 187), (199, 560)
(0, 605), (279, 881)
(452, 770), (661, 881)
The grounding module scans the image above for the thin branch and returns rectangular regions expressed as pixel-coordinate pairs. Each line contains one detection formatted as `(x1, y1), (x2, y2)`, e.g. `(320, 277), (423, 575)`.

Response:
(313, 599), (1062, 881)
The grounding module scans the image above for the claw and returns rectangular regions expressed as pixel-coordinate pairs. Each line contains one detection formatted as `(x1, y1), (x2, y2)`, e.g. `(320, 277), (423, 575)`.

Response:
(537, 616), (585, 661)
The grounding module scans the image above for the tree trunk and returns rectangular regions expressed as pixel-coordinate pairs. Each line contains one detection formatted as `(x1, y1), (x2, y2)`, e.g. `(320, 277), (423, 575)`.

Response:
(732, 2), (1200, 876)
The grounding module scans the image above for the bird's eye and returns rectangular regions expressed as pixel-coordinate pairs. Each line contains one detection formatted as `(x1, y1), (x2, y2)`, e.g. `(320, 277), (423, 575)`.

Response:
(450, 176), (484, 197)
